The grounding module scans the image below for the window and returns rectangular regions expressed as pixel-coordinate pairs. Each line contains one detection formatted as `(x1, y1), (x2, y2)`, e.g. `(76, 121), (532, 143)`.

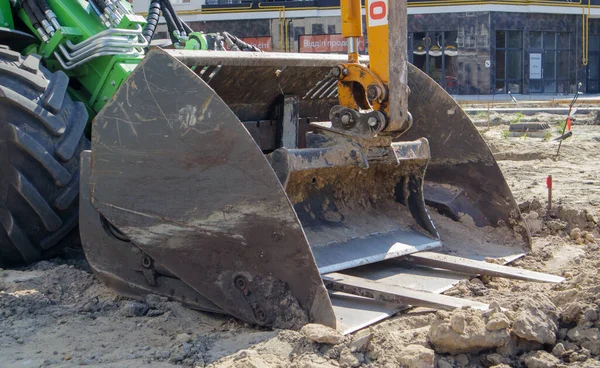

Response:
(312, 24), (324, 34)
(410, 31), (459, 93)
(529, 32), (571, 93)
(495, 31), (522, 93)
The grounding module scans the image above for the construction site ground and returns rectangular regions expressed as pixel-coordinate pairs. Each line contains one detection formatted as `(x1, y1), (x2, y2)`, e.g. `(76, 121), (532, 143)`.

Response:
(1, 107), (599, 368)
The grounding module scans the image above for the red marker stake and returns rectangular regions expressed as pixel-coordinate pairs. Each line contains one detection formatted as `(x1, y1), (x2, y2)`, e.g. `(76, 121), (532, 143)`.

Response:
(546, 175), (552, 212)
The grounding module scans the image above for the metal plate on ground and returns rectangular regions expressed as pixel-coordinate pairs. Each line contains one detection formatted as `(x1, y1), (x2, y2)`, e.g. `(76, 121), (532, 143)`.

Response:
(325, 272), (489, 311)
(407, 252), (565, 283)
(328, 249), (527, 334)
(313, 230), (441, 274)
(330, 292), (405, 335)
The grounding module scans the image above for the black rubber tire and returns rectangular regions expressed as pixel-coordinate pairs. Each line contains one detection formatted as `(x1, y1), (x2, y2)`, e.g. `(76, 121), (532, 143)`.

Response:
(0, 46), (89, 267)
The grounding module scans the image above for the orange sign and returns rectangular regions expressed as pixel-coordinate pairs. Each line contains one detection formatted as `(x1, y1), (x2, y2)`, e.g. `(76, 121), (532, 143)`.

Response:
(240, 37), (272, 51)
(299, 34), (365, 53)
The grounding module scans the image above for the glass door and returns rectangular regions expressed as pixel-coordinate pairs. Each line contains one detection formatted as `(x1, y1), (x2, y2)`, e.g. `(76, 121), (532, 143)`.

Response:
(542, 32), (557, 93)
(588, 35), (600, 93)
(495, 31), (523, 93)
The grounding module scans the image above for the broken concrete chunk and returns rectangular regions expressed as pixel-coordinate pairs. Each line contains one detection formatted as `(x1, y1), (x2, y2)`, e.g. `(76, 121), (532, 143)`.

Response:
(520, 350), (560, 368)
(486, 313), (511, 331)
(397, 344), (434, 368)
(428, 310), (509, 354)
(301, 323), (343, 345)
(512, 295), (558, 345)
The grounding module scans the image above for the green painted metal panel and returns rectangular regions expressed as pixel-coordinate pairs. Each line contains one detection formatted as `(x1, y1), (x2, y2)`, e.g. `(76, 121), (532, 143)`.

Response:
(0, 0), (14, 29)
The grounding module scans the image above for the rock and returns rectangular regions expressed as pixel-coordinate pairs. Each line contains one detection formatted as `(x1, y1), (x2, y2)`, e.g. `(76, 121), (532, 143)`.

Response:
(585, 233), (595, 243)
(470, 277), (484, 286)
(436, 310), (450, 320)
(521, 350), (560, 368)
(568, 346), (591, 362)
(175, 333), (191, 343)
(562, 271), (574, 279)
(561, 303), (582, 323)
(570, 228), (582, 240)
(486, 313), (511, 331)
(145, 294), (168, 308)
(562, 341), (578, 351)
(169, 351), (186, 363)
(301, 323), (344, 345)
(348, 331), (372, 352)
(584, 309), (598, 322)
(487, 278), (510, 290)
(454, 354), (469, 366)
(428, 310), (509, 354)
(486, 353), (504, 366)
(552, 343), (566, 357)
(566, 326), (600, 354)
(489, 301), (503, 312)
(397, 344), (434, 368)
(585, 210), (598, 224)
(450, 313), (466, 334)
(121, 301), (149, 317)
(338, 348), (360, 368)
(146, 309), (164, 317)
(557, 328), (568, 340)
(546, 220), (567, 233)
(436, 359), (453, 368)
(154, 349), (171, 360)
(512, 295), (559, 344)
(468, 280), (489, 296)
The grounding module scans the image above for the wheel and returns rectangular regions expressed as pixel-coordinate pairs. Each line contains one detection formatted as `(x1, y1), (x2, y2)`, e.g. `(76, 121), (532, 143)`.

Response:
(0, 46), (89, 267)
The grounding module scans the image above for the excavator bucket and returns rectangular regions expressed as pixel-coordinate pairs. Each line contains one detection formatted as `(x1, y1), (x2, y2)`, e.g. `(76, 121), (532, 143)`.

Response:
(80, 48), (547, 334)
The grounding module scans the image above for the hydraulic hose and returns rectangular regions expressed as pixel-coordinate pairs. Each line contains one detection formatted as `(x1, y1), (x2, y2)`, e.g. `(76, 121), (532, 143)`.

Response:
(159, 4), (179, 44)
(21, 2), (40, 29)
(180, 18), (193, 35)
(25, 0), (46, 26)
(21, 0), (52, 40)
(34, 0), (48, 13)
(223, 31), (261, 52)
(143, 0), (161, 42)
(160, 0), (184, 35)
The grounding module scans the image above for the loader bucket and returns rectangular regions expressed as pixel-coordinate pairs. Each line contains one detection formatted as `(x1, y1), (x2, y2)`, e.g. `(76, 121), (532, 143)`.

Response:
(81, 48), (535, 333)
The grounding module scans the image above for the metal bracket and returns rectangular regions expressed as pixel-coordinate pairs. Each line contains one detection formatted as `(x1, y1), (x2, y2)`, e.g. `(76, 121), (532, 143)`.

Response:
(277, 95), (300, 149)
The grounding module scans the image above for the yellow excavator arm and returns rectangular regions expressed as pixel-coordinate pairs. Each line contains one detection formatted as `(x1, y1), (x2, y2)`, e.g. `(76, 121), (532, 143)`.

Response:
(336, 0), (411, 137)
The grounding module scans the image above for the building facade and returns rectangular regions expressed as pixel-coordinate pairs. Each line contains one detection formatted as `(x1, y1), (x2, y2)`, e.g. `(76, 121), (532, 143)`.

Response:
(133, 0), (600, 95)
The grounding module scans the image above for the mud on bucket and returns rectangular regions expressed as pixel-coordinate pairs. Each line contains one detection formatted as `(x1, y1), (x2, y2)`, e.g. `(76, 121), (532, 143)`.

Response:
(269, 131), (442, 275)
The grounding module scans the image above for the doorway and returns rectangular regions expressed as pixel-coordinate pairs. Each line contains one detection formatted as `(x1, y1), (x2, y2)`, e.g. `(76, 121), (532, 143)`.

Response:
(495, 30), (523, 93)
(587, 35), (600, 93)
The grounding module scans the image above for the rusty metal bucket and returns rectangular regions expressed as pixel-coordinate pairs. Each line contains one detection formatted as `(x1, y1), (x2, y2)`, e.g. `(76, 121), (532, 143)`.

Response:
(80, 48), (533, 333)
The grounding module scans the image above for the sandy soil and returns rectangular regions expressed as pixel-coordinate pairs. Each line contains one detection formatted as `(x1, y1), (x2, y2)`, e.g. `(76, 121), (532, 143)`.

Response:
(1, 111), (599, 368)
